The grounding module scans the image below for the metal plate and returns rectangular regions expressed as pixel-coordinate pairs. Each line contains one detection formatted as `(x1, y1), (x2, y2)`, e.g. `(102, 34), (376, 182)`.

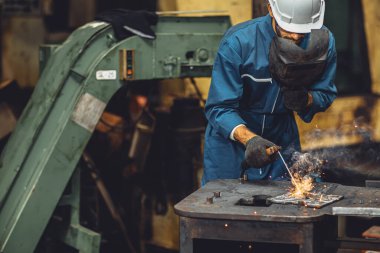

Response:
(269, 183), (344, 208)
(269, 193), (343, 208)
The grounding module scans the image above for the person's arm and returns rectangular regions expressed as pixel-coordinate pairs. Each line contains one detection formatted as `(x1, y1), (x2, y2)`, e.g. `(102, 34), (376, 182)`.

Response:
(205, 38), (280, 168)
(233, 125), (257, 145)
(204, 39), (247, 139)
(297, 31), (338, 122)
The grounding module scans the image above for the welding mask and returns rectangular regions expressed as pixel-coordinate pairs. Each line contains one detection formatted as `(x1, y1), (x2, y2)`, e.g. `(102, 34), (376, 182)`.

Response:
(269, 29), (329, 88)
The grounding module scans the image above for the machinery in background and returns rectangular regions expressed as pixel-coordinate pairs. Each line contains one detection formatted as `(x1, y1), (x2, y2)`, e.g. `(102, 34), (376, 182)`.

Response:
(0, 15), (231, 253)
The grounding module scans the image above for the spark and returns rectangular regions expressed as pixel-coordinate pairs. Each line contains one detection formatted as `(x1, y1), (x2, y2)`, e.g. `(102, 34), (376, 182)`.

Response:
(281, 151), (326, 201)
(289, 175), (314, 199)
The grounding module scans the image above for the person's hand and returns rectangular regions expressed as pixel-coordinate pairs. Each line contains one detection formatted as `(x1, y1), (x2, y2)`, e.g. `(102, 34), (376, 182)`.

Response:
(244, 136), (280, 168)
(282, 87), (312, 112)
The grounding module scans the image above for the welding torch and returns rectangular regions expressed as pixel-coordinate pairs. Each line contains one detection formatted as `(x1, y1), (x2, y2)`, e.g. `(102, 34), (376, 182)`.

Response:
(240, 146), (281, 179)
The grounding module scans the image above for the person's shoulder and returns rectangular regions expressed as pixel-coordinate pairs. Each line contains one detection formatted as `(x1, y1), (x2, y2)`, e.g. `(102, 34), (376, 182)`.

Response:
(222, 15), (269, 43)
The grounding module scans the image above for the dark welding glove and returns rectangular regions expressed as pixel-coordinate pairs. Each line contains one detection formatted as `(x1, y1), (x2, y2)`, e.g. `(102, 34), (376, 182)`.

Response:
(282, 87), (311, 113)
(95, 9), (158, 40)
(245, 136), (280, 168)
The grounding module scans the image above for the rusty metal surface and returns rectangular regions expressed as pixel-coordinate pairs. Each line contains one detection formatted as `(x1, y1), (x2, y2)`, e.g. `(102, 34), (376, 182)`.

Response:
(174, 179), (380, 222)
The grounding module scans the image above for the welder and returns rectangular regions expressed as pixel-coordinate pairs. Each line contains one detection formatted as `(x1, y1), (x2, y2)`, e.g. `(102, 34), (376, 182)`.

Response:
(202, 0), (337, 184)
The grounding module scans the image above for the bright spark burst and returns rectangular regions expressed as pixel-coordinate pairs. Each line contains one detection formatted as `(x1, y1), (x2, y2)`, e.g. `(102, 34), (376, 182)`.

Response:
(289, 173), (314, 198)
(287, 152), (325, 199)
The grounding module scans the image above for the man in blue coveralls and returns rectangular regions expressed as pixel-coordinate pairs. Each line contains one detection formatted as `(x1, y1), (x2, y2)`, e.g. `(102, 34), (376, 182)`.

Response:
(202, 0), (337, 184)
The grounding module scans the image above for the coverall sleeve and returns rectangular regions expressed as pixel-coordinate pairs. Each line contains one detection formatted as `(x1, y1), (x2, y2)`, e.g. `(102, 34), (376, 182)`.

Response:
(204, 40), (247, 139)
(297, 32), (338, 123)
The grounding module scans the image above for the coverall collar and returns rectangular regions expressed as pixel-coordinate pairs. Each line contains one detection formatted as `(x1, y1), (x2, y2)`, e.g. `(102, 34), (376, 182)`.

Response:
(264, 14), (277, 39)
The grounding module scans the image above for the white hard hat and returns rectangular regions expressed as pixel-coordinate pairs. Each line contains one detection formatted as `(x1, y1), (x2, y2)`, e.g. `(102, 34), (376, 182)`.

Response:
(268, 0), (325, 33)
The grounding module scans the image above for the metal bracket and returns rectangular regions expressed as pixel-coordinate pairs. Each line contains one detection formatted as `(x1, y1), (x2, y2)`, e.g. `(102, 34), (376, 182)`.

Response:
(162, 56), (181, 77)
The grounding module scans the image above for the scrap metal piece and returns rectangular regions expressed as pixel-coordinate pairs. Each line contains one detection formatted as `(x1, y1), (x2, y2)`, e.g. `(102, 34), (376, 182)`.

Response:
(236, 195), (272, 207)
(269, 193), (343, 208)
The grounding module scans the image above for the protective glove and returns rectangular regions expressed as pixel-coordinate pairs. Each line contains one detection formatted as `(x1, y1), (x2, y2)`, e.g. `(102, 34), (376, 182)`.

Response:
(282, 87), (310, 113)
(245, 136), (280, 168)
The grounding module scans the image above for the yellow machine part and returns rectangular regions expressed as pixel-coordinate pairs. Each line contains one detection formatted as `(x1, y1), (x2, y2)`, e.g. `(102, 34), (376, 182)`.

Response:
(362, 0), (380, 95)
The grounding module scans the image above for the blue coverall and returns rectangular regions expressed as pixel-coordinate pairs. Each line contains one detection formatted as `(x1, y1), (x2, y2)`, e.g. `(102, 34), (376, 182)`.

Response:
(202, 14), (337, 185)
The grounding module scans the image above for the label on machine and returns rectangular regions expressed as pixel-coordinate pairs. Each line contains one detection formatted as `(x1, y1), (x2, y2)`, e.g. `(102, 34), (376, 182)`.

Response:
(96, 70), (117, 80)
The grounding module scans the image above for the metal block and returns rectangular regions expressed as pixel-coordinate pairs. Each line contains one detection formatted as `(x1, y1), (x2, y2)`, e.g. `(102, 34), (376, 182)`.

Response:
(366, 180), (380, 188)
(332, 207), (380, 217)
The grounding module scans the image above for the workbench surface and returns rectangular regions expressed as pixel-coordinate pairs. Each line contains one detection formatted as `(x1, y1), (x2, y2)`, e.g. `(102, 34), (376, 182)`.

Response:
(174, 179), (380, 222)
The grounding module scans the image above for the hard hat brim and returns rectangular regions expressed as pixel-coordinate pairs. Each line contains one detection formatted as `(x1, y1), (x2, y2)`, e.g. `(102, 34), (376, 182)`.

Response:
(276, 17), (324, 34)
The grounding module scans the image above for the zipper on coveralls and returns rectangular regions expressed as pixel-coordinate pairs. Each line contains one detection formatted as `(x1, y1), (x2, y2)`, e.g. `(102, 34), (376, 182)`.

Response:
(260, 115), (266, 175)
(260, 86), (280, 175)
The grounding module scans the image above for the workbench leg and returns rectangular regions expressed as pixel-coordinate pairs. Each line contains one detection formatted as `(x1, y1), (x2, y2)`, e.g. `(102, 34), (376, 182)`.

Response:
(180, 217), (193, 253)
(299, 223), (314, 253)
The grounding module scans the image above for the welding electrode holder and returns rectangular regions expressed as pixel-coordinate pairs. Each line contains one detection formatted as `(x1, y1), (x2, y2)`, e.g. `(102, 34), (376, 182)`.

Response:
(240, 147), (280, 181)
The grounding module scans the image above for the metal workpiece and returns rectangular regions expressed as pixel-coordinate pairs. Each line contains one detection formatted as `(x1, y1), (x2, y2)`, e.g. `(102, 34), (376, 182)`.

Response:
(270, 193), (343, 208)
(0, 16), (231, 253)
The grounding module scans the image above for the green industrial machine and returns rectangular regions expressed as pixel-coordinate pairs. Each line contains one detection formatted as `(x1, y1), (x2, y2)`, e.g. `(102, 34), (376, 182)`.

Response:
(0, 16), (231, 253)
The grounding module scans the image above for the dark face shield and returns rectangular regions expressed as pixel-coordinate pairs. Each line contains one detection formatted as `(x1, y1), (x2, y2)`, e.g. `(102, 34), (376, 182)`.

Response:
(269, 29), (330, 88)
